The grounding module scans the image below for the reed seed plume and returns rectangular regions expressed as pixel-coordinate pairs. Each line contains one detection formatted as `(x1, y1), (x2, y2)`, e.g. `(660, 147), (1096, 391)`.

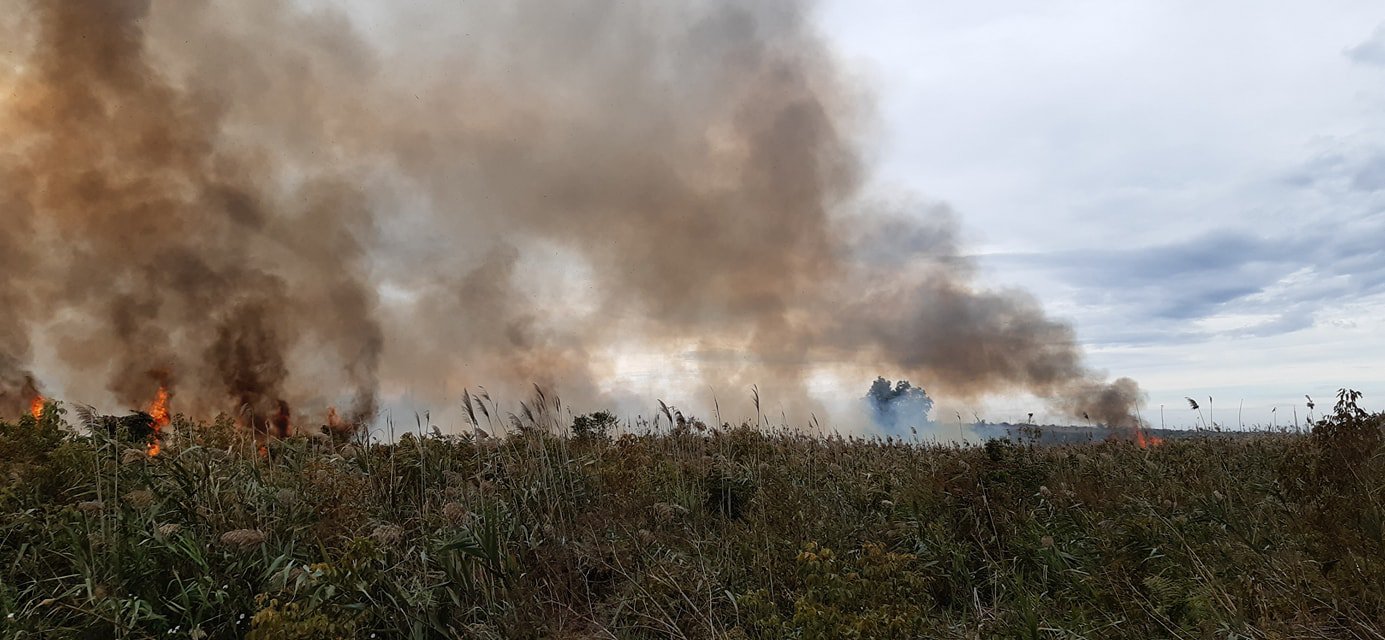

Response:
(0, 0), (1144, 431)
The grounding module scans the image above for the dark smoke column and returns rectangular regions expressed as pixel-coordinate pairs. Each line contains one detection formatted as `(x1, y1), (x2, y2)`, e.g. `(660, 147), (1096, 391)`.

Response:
(0, 1), (383, 429)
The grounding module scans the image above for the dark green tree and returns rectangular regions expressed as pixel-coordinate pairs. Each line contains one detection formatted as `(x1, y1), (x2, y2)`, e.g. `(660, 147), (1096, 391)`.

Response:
(865, 377), (933, 435)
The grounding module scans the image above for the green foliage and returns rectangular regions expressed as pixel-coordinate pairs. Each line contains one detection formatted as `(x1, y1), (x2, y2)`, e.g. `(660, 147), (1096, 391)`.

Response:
(571, 410), (617, 441)
(704, 455), (757, 519)
(1287, 389), (1385, 582)
(1, 398), (1383, 638)
(247, 596), (360, 640)
(739, 542), (938, 639)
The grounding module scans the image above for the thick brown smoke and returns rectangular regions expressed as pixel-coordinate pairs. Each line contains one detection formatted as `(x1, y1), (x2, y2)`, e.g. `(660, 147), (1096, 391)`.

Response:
(0, 0), (1143, 431)
(0, 0), (380, 431)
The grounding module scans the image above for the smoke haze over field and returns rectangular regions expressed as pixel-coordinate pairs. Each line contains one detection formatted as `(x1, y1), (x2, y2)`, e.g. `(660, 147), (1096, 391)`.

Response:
(0, 0), (1143, 432)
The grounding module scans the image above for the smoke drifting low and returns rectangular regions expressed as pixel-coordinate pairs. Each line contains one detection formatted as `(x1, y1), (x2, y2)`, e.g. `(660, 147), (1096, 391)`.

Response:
(0, 0), (1143, 431)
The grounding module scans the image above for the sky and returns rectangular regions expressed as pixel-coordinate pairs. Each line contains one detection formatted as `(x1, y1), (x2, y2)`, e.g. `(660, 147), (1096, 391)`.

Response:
(815, 1), (1385, 427)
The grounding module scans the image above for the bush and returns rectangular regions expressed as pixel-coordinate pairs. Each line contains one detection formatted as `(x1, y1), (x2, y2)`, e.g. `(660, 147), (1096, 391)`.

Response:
(571, 411), (618, 441)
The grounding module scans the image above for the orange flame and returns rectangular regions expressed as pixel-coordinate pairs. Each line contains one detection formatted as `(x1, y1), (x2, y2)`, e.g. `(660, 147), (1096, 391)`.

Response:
(146, 385), (171, 456)
(1134, 426), (1164, 449)
(29, 395), (44, 420)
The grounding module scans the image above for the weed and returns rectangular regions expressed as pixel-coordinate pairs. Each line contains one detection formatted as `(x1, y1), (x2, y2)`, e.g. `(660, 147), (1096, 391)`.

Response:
(0, 394), (1382, 638)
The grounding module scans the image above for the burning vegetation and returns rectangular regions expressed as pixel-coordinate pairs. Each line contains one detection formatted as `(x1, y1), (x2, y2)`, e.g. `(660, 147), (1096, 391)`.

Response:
(145, 385), (170, 455)
(1134, 424), (1165, 449)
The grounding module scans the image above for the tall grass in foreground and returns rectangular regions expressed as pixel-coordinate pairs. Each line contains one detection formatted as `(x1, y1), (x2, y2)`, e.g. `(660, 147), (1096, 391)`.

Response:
(1, 391), (1383, 639)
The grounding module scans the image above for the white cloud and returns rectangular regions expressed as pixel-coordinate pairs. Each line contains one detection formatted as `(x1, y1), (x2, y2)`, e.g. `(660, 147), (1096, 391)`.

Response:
(1347, 24), (1385, 66)
(817, 1), (1385, 423)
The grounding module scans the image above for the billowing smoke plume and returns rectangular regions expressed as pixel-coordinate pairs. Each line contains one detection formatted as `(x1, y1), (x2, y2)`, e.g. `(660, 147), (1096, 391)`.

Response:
(0, 1), (380, 432)
(0, 0), (1143, 432)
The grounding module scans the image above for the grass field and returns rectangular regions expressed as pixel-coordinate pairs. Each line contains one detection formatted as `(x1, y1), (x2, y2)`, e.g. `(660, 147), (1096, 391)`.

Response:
(1, 392), (1382, 639)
